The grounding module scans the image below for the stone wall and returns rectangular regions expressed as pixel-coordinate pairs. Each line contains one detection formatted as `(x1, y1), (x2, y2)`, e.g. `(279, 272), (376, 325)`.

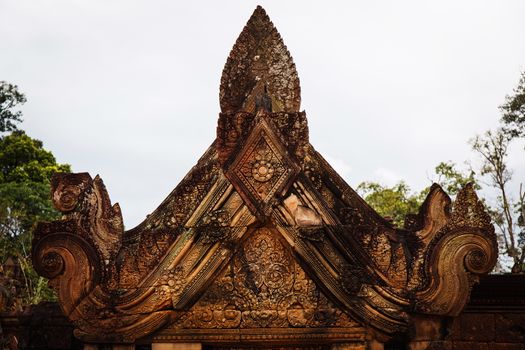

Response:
(443, 311), (525, 349)
(2, 275), (524, 349)
(0, 302), (80, 350)
(408, 274), (525, 350)
(442, 274), (525, 350)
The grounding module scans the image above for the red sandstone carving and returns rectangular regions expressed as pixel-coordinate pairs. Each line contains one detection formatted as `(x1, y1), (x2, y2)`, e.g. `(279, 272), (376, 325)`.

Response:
(32, 6), (497, 346)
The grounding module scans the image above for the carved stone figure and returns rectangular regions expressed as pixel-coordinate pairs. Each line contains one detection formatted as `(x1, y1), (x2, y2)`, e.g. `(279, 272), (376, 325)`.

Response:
(32, 6), (497, 347)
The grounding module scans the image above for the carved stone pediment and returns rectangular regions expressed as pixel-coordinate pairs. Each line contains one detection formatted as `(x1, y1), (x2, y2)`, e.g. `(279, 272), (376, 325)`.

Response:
(32, 5), (497, 345)
(150, 227), (366, 344)
(170, 227), (357, 329)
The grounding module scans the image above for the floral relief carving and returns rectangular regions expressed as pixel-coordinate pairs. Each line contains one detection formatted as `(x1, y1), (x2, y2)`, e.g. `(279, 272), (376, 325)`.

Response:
(171, 228), (357, 329)
(196, 209), (232, 244)
(156, 266), (187, 304)
(236, 135), (288, 201)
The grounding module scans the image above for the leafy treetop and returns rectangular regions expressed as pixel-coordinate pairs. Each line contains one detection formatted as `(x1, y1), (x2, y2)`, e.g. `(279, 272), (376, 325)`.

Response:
(0, 84), (71, 308)
(357, 162), (478, 228)
(501, 71), (525, 139)
(0, 81), (26, 133)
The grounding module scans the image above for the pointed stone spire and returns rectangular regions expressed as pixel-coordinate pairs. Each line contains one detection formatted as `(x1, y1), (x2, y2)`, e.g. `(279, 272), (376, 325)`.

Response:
(219, 6), (301, 114)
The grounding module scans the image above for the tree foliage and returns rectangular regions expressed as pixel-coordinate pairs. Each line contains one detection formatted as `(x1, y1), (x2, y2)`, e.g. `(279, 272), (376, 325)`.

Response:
(0, 81), (26, 133)
(0, 86), (71, 309)
(501, 71), (525, 139)
(431, 161), (479, 196)
(356, 72), (525, 273)
(471, 129), (524, 272)
(0, 132), (70, 234)
(357, 181), (422, 227)
(357, 162), (478, 228)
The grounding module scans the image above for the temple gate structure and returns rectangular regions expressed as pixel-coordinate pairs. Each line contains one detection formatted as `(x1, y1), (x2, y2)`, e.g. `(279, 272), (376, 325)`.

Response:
(29, 6), (501, 350)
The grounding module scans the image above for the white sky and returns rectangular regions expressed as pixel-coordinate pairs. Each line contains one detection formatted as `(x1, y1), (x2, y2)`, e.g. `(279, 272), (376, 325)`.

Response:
(1, 1), (524, 228)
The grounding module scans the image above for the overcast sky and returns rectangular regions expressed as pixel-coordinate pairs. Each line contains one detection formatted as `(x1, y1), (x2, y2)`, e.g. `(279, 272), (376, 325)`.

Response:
(1, 1), (525, 228)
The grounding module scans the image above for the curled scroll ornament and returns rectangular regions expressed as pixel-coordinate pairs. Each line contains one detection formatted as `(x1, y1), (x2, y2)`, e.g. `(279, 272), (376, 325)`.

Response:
(32, 232), (101, 316)
(415, 228), (497, 316)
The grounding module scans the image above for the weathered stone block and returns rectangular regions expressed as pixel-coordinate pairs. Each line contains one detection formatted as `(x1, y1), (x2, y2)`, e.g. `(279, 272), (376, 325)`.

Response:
(444, 317), (461, 341)
(460, 313), (494, 342)
(489, 343), (523, 350)
(495, 313), (525, 343)
(410, 315), (443, 341)
(409, 340), (453, 350)
(453, 341), (489, 350)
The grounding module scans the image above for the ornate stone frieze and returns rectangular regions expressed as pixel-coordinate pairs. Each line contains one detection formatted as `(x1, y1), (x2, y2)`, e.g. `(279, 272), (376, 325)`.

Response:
(170, 228), (357, 330)
(31, 5), (497, 345)
(195, 209), (232, 244)
(217, 111), (308, 167)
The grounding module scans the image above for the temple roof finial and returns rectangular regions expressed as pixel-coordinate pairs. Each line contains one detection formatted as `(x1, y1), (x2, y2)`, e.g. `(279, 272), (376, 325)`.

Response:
(219, 6), (301, 114)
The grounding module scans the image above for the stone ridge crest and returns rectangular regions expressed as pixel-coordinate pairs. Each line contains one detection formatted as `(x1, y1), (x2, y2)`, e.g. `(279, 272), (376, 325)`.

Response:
(219, 5), (301, 114)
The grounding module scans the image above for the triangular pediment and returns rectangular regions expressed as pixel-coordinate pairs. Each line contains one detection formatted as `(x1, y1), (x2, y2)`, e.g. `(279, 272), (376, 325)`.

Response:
(152, 226), (365, 342)
(32, 5), (497, 345)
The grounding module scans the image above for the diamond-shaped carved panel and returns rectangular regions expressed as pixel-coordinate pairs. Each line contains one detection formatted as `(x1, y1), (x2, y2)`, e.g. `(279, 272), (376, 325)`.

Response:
(226, 117), (299, 216)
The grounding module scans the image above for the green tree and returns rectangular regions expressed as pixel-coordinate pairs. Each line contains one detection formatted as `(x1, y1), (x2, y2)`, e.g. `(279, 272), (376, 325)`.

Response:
(501, 71), (525, 139)
(431, 161), (479, 196)
(471, 129), (524, 273)
(499, 70), (525, 271)
(357, 162), (478, 228)
(0, 81), (26, 133)
(0, 87), (71, 308)
(357, 181), (423, 227)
